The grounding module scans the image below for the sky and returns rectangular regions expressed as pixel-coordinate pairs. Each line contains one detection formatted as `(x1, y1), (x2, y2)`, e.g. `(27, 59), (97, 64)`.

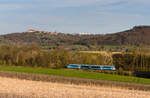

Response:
(0, 0), (150, 34)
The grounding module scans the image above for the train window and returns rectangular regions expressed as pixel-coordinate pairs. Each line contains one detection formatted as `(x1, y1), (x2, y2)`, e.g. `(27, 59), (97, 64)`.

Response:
(103, 67), (111, 68)
(91, 66), (100, 68)
(81, 66), (89, 68)
(70, 65), (79, 67)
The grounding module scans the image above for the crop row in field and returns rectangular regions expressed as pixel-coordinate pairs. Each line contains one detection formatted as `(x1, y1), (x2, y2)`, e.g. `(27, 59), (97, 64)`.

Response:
(0, 76), (150, 98)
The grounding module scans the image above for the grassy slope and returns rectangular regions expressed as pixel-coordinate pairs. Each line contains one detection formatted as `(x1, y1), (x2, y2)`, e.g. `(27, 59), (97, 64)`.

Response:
(0, 66), (150, 84)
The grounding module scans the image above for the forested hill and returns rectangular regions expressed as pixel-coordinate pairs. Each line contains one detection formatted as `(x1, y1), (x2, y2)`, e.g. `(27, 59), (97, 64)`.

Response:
(105, 26), (150, 46)
(0, 26), (150, 49)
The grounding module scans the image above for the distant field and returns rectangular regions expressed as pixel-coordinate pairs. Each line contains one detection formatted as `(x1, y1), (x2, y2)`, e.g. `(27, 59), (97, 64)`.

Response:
(0, 66), (150, 85)
(80, 51), (123, 55)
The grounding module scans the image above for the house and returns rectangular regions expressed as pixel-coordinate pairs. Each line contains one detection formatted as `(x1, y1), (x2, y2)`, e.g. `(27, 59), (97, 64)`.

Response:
(27, 29), (37, 33)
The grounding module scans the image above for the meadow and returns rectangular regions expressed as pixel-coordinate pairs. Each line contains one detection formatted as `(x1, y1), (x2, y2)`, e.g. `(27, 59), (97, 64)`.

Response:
(0, 66), (150, 85)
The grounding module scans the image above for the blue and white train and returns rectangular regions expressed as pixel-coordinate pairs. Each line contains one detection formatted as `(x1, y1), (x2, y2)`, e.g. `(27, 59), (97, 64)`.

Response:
(67, 64), (116, 70)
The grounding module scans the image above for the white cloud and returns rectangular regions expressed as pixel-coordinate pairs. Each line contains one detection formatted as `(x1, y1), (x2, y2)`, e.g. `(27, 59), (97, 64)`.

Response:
(1, 0), (149, 11)
(0, 0), (126, 10)
(45, 0), (124, 8)
(0, 4), (34, 11)
(0, 4), (22, 11)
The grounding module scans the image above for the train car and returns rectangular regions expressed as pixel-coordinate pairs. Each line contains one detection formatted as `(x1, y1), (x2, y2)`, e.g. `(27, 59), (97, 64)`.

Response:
(100, 65), (116, 70)
(67, 64), (115, 70)
(67, 64), (81, 69)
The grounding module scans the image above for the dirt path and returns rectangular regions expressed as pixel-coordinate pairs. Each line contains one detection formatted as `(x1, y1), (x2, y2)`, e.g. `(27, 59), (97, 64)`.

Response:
(0, 77), (150, 98)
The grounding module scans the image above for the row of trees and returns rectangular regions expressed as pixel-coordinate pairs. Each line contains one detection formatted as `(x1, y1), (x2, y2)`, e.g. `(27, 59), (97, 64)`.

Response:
(0, 45), (113, 69)
(0, 44), (149, 72)
(113, 51), (150, 72)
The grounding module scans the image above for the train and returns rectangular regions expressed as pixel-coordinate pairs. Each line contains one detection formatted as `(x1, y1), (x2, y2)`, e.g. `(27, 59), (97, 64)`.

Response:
(67, 64), (116, 70)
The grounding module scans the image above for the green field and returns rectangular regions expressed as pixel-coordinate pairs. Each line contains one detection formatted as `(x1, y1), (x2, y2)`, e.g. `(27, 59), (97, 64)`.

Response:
(0, 66), (150, 85)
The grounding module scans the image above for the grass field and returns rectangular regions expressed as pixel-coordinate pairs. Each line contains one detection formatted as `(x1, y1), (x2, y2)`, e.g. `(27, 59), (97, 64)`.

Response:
(0, 66), (150, 85)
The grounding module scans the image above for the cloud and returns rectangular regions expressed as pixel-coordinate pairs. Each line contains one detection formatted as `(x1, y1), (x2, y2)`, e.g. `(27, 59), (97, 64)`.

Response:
(0, 0), (126, 9)
(0, 4), (29, 11)
(0, 0), (149, 12)
(41, 0), (126, 8)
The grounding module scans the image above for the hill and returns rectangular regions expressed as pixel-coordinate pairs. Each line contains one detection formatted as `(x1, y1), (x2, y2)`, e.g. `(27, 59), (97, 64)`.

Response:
(104, 26), (150, 46)
(0, 26), (150, 50)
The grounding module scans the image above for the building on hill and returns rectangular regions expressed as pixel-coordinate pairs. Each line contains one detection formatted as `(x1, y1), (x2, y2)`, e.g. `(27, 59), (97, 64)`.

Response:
(50, 32), (57, 35)
(27, 29), (58, 35)
(27, 29), (37, 33)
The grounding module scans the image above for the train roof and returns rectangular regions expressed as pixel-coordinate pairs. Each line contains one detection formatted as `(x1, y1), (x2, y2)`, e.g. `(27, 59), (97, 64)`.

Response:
(68, 64), (115, 67)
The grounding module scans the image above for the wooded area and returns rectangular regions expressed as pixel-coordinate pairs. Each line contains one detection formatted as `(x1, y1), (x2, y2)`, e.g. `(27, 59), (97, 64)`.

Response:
(0, 45), (149, 75)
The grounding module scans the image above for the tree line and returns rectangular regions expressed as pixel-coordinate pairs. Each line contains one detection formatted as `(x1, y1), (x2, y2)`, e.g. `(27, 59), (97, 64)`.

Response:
(0, 45), (113, 69)
(0, 44), (149, 73)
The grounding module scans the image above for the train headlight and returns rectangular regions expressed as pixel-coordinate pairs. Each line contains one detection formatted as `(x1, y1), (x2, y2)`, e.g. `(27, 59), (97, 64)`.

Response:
(113, 67), (116, 70)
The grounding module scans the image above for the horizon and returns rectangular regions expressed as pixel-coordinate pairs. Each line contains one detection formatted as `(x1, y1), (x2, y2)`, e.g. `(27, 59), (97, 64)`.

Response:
(1, 25), (150, 35)
(0, 0), (150, 34)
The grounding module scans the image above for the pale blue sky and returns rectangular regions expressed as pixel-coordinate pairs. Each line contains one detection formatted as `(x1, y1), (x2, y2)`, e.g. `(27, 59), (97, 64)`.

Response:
(0, 0), (150, 34)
